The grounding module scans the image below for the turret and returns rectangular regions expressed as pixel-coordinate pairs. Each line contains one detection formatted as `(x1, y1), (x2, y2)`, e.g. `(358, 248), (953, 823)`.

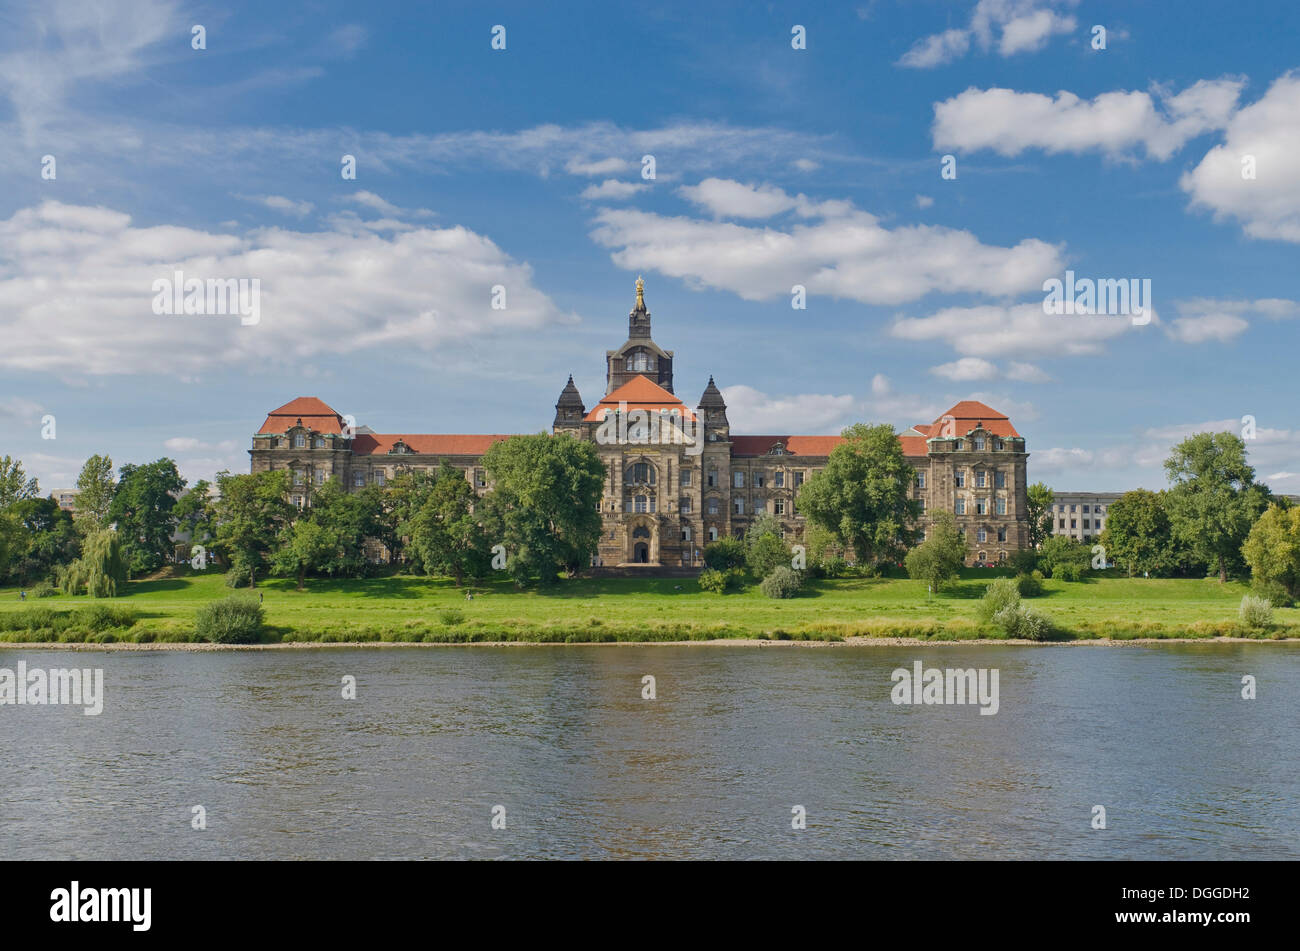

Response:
(553, 374), (585, 433)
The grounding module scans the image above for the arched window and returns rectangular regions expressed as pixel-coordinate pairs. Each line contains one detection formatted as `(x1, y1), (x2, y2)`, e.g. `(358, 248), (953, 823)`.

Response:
(625, 462), (656, 485)
(632, 526), (651, 539)
(625, 351), (652, 372)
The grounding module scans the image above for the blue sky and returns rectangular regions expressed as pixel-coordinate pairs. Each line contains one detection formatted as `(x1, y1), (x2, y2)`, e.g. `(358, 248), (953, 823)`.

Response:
(1, 0), (1297, 496)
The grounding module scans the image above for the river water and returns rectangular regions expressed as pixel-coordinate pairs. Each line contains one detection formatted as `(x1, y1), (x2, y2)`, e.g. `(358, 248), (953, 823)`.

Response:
(1, 644), (1296, 860)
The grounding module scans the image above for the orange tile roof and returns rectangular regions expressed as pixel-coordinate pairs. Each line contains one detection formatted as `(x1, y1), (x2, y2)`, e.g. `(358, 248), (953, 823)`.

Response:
(926, 400), (1021, 438)
(584, 374), (697, 422)
(730, 435), (842, 456)
(351, 433), (512, 457)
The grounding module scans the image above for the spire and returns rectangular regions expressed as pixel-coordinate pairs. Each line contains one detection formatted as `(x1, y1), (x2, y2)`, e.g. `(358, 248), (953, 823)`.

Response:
(698, 375), (726, 408)
(635, 275), (645, 310)
(553, 374), (585, 429)
(629, 276), (651, 339)
(697, 376), (729, 436)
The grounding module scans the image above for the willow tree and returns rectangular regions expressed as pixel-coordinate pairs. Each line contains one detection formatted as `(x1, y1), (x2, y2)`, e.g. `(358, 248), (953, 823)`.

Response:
(60, 529), (127, 597)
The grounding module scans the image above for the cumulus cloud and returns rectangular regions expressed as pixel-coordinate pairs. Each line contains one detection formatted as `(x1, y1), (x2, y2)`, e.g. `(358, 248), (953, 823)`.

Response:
(899, 0), (1075, 69)
(0, 201), (576, 378)
(721, 385), (857, 432)
(930, 357), (999, 382)
(590, 182), (1063, 306)
(933, 78), (1245, 160)
(1166, 314), (1249, 344)
(580, 180), (647, 201)
(892, 302), (1146, 359)
(1180, 72), (1300, 242)
(915, 194), (935, 209)
(340, 191), (435, 218)
(163, 437), (238, 453)
(677, 179), (802, 219)
(237, 194), (315, 218)
(1163, 296), (1297, 343)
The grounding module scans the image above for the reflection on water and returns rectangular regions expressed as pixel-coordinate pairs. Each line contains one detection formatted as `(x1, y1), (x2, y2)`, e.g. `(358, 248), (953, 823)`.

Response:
(1, 645), (1297, 859)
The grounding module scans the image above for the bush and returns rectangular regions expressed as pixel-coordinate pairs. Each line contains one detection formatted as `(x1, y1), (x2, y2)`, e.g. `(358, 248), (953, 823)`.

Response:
(818, 555), (848, 579)
(1015, 572), (1044, 597)
(72, 604), (138, 632)
(195, 595), (264, 644)
(760, 566), (803, 599)
(438, 608), (465, 625)
(1252, 578), (1294, 608)
(702, 538), (746, 572)
(1239, 595), (1275, 631)
(1009, 549), (1040, 574)
(698, 568), (728, 594)
(994, 604), (1049, 640)
(224, 568), (250, 588)
(30, 582), (58, 599)
(1055, 561), (1083, 582)
(978, 578), (1021, 624)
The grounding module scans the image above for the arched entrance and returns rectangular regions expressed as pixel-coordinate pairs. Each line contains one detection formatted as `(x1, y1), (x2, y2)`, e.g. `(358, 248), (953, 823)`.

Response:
(628, 524), (653, 565)
(634, 542), (649, 563)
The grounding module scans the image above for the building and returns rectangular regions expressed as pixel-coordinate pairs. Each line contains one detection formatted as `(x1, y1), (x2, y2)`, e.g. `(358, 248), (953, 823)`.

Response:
(48, 489), (78, 512)
(249, 279), (1032, 567)
(1048, 491), (1122, 543)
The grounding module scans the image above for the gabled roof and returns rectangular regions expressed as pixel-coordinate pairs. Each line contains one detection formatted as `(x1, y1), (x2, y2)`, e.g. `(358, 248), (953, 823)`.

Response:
(585, 374), (696, 421)
(258, 396), (345, 435)
(730, 436), (844, 457)
(925, 400), (1021, 438)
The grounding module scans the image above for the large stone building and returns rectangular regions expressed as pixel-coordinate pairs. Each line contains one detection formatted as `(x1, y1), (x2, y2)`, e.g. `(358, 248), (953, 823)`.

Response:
(249, 279), (1032, 567)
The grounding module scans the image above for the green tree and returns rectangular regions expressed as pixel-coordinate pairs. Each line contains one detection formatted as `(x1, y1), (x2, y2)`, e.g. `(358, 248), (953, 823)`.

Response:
(0, 456), (39, 508)
(1164, 432), (1270, 583)
(9, 496), (80, 584)
(796, 423), (920, 570)
(173, 480), (218, 554)
(1100, 489), (1192, 577)
(1026, 482), (1055, 548)
(59, 529), (127, 597)
(214, 469), (294, 587)
(702, 537), (746, 571)
(273, 519), (340, 591)
(479, 434), (605, 585)
(408, 464), (491, 585)
(1037, 535), (1092, 579)
(109, 458), (186, 575)
(73, 454), (116, 534)
(904, 510), (966, 593)
(1242, 504), (1300, 599)
(307, 479), (383, 577)
(383, 467), (441, 568)
(744, 513), (790, 578)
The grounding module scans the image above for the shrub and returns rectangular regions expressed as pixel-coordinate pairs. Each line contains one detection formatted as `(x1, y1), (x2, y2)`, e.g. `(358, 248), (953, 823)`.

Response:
(1239, 595), (1275, 631)
(994, 604), (1049, 640)
(195, 595), (264, 644)
(1009, 549), (1040, 574)
(72, 604), (138, 632)
(702, 538), (747, 572)
(438, 608), (465, 625)
(1252, 578), (1294, 608)
(760, 566), (802, 599)
(698, 568), (728, 594)
(224, 568), (250, 588)
(819, 556), (848, 578)
(30, 582), (58, 599)
(1013, 571), (1045, 595)
(1055, 561), (1083, 582)
(978, 577), (1021, 624)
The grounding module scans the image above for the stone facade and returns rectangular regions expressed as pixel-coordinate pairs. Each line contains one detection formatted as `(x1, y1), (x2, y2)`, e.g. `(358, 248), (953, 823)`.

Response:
(249, 279), (1032, 567)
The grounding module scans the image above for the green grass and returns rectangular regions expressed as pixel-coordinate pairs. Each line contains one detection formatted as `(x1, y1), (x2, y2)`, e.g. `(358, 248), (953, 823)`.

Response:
(0, 568), (1294, 644)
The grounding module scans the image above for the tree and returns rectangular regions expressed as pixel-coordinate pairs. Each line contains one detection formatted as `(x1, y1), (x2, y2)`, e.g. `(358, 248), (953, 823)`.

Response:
(479, 434), (605, 584)
(1164, 432), (1269, 582)
(796, 423), (920, 570)
(1101, 489), (1195, 577)
(744, 513), (790, 578)
(383, 467), (441, 567)
(1026, 482), (1055, 548)
(1242, 504), (1300, 599)
(273, 519), (340, 591)
(408, 464), (491, 585)
(214, 470), (293, 587)
(0, 456), (39, 508)
(73, 454), (116, 534)
(59, 529), (126, 597)
(904, 510), (965, 592)
(173, 480), (218, 554)
(109, 458), (186, 575)
(1037, 535), (1092, 579)
(8, 496), (80, 585)
(306, 479), (383, 577)
(703, 537), (746, 571)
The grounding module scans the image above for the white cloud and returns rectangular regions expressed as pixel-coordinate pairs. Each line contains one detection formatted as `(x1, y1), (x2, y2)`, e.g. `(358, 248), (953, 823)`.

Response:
(163, 437), (238, 453)
(677, 179), (801, 219)
(899, 1), (1075, 69)
(590, 183), (1063, 306)
(721, 385), (857, 432)
(580, 180), (647, 201)
(341, 190), (435, 218)
(892, 302), (1144, 358)
(1006, 361), (1051, 383)
(1166, 314), (1249, 344)
(792, 158), (820, 171)
(1162, 297), (1296, 343)
(0, 396), (45, 423)
(565, 157), (633, 177)
(933, 78), (1245, 160)
(1181, 72), (1300, 242)
(238, 194), (315, 218)
(915, 194), (935, 209)
(930, 357), (999, 382)
(0, 201), (577, 378)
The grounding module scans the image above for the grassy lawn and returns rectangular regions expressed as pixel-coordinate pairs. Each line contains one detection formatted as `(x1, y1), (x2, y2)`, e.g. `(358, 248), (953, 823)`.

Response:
(0, 567), (1296, 643)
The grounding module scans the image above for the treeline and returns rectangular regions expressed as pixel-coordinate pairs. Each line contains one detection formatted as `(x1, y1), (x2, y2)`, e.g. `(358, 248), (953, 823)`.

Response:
(0, 433), (607, 595)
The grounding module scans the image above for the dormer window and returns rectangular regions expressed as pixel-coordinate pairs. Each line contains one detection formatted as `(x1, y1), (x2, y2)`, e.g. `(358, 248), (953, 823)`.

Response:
(770, 443), (786, 455)
(293, 433), (306, 448)
(625, 351), (654, 372)
(974, 437), (985, 451)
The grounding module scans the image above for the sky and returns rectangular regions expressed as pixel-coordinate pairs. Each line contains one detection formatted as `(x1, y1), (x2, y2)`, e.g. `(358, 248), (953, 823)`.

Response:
(0, 0), (1297, 496)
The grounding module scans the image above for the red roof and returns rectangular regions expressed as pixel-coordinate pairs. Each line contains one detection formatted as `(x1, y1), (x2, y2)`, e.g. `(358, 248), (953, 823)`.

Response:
(258, 396), (344, 435)
(927, 401), (1020, 438)
(351, 433), (511, 457)
(585, 375), (697, 422)
(730, 435), (843, 457)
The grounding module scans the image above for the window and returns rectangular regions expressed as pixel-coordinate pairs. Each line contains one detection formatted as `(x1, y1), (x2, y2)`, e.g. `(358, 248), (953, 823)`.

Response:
(976, 471), (986, 488)
(293, 469), (305, 485)
(707, 469), (717, 487)
(774, 499), (785, 515)
(774, 471), (785, 488)
(1069, 504), (1077, 513)
(996, 498), (1006, 515)
(997, 527), (1007, 542)
(734, 498), (744, 515)
(634, 495), (647, 513)
(1070, 519), (1076, 529)
(708, 527), (718, 542)
(994, 471), (1006, 489)
(977, 528), (987, 543)
(956, 439), (964, 450)
(627, 462), (656, 485)
(293, 433), (305, 448)
(626, 351), (651, 372)
(681, 470), (692, 487)
(918, 498), (926, 512)
(649, 497), (656, 513)
(314, 469), (325, 485)
(976, 499), (987, 515)
(916, 472), (926, 489)
(291, 495), (303, 508)
(680, 498), (692, 515)
(1058, 519), (1065, 529)
(375, 472), (386, 487)
(755, 473), (765, 488)
(734, 471), (745, 488)
(475, 469), (486, 488)
(1083, 519), (1091, 529)
(681, 526), (692, 542)
(955, 471), (966, 488)
(794, 471), (804, 487)
(707, 499), (719, 515)
(1083, 505), (1090, 514)
(955, 499), (966, 515)
(753, 498), (765, 514)
(974, 438), (985, 450)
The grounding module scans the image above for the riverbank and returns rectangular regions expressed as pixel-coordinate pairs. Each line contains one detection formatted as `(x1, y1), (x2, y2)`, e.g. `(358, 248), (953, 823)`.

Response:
(1, 569), (1295, 644)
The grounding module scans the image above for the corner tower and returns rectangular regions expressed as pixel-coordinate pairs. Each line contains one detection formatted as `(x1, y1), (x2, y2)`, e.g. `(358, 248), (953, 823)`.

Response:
(606, 277), (674, 395)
